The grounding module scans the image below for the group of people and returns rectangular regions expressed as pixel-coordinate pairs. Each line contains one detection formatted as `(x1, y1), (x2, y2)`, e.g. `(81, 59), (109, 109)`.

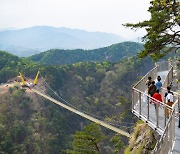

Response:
(146, 76), (174, 118)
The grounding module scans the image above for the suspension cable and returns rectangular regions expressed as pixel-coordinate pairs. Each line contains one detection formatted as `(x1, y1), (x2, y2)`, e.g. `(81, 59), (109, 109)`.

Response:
(37, 73), (135, 127)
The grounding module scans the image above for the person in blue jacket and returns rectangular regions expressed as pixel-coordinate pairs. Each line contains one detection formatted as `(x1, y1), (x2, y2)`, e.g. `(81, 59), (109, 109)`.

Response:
(156, 76), (162, 92)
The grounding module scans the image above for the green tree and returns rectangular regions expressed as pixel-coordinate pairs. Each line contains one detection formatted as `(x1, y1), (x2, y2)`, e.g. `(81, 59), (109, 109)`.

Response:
(68, 123), (105, 154)
(124, 0), (180, 60)
(111, 134), (124, 154)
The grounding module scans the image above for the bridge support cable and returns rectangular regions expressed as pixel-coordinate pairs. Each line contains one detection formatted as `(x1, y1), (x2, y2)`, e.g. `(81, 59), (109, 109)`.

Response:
(32, 88), (130, 137)
(39, 74), (135, 128)
(40, 76), (105, 119)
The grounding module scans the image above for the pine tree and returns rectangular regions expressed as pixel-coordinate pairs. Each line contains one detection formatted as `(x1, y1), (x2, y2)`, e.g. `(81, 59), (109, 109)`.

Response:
(111, 134), (124, 153)
(124, 0), (180, 60)
(67, 123), (105, 154)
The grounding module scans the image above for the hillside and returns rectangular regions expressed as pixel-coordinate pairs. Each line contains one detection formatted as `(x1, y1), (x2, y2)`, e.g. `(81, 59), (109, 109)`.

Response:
(0, 50), (39, 83)
(0, 50), (155, 153)
(0, 87), (80, 153)
(0, 26), (125, 57)
(124, 121), (157, 154)
(29, 42), (144, 65)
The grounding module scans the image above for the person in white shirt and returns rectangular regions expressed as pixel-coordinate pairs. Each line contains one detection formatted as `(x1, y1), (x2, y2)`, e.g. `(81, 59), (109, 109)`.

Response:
(164, 86), (174, 118)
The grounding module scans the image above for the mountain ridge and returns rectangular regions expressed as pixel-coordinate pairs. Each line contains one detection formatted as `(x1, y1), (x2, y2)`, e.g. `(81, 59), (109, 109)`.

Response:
(29, 41), (144, 65)
(0, 26), (125, 57)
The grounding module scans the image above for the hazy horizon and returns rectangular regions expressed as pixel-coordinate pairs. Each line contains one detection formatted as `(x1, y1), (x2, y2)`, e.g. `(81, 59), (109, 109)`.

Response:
(0, 0), (150, 39)
(0, 25), (141, 40)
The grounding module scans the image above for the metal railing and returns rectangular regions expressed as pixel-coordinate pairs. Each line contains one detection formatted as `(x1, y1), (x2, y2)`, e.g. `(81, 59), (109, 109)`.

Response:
(132, 61), (178, 154)
(153, 108), (175, 154)
(156, 61), (170, 72)
(154, 89), (180, 154)
(153, 62), (180, 154)
(132, 88), (173, 133)
(163, 66), (173, 89)
(132, 66), (158, 108)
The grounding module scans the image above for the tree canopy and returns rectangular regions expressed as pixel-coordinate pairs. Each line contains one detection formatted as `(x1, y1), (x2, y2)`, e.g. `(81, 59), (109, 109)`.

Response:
(0, 50), (157, 153)
(29, 42), (144, 65)
(67, 123), (105, 154)
(124, 0), (180, 60)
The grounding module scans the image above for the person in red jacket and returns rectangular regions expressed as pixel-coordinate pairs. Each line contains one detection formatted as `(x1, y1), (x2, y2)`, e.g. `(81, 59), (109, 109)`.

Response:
(153, 89), (162, 109)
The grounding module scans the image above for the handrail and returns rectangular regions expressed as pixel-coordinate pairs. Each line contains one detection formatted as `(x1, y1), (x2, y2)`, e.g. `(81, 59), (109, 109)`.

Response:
(133, 87), (173, 110)
(133, 65), (158, 88)
(152, 62), (176, 153)
(132, 61), (177, 154)
(162, 63), (173, 89)
(153, 108), (175, 153)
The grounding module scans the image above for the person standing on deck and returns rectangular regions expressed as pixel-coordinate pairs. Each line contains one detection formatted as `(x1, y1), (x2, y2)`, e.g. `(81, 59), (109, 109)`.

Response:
(156, 76), (162, 92)
(148, 81), (156, 97)
(153, 89), (162, 110)
(146, 76), (152, 88)
(164, 86), (174, 118)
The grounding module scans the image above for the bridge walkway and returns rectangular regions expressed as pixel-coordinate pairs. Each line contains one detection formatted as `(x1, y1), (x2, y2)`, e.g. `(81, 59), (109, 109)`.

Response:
(133, 70), (169, 134)
(31, 88), (131, 137)
(132, 61), (180, 154)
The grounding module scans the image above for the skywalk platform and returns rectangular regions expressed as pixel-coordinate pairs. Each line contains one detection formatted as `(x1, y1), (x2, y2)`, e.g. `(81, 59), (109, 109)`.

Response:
(132, 62), (180, 154)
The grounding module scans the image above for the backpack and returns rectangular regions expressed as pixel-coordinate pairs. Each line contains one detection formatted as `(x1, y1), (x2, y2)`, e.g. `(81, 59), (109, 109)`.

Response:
(165, 92), (174, 103)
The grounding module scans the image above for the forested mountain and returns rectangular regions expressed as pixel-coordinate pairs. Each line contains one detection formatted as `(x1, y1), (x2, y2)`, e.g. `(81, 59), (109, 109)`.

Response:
(0, 50), (155, 153)
(0, 51), (39, 83)
(0, 26), (125, 57)
(29, 42), (144, 65)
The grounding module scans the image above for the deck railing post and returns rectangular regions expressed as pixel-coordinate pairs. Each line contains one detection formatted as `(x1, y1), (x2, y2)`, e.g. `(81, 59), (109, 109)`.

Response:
(171, 67), (173, 81)
(156, 103), (159, 128)
(139, 92), (142, 116)
(172, 109), (175, 149)
(166, 126), (169, 152)
(167, 73), (169, 86)
(147, 96), (149, 121)
(132, 89), (134, 110)
(178, 96), (180, 111)
(178, 96), (180, 128)
(164, 105), (167, 127)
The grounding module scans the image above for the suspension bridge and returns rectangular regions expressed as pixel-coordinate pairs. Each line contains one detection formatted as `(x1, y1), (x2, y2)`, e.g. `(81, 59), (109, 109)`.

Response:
(31, 88), (130, 137)
(32, 61), (180, 154)
(1, 60), (179, 153)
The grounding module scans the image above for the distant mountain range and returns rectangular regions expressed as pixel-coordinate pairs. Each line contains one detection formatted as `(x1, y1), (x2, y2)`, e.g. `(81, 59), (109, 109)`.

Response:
(29, 42), (144, 65)
(0, 26), (126, 57)
(0, 27), (18, 32)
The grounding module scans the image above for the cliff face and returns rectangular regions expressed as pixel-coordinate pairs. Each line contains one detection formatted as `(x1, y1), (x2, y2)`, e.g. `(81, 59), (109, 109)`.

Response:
(124, 121), (158, 154)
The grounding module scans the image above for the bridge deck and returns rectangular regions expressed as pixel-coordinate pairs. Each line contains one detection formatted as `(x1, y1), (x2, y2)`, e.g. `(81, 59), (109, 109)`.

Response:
(158, 71), (180, 154)
(133, 71), (168, 132)
(133, 70), (180, 153)
(173, 118), (180, 154)
(31, 88), (130, 137)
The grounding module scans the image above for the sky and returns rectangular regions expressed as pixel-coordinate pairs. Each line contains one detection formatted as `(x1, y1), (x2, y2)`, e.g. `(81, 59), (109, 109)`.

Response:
(0, 0), (151, 39)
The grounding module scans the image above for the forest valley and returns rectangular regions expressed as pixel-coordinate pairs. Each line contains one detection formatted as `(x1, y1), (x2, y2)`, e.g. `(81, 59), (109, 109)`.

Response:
(0, 42), (179, 153)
